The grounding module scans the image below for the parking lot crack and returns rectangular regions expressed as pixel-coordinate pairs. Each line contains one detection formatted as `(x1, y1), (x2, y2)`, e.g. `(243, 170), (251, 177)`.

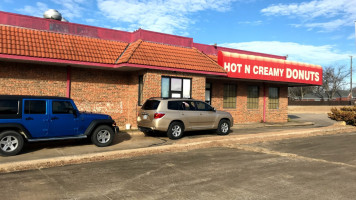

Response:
(226, 144), (356, 169)
(37, 169), (71, 199)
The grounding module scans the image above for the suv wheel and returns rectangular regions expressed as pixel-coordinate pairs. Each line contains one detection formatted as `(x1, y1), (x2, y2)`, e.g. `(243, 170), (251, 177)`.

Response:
(91, 125), (114, 147)
(217, 119), (230, 135)
(167, 122), (184, 140)
(0, 131), (24, 156)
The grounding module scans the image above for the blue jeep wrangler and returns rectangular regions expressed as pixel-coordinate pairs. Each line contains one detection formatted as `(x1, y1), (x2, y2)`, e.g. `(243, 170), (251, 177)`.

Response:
(0, 95), (119, 156)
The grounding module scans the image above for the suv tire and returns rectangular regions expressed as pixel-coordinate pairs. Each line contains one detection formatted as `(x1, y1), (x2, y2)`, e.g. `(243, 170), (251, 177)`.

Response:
(167, 122), (184, 140)
(91, 125), (114, 147)
(217, 119), (230, 135)
(0, 130), (24, 156)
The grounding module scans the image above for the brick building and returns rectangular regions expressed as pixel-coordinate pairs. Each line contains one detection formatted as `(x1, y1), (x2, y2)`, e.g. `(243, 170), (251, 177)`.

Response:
(0, 11), (322, 129)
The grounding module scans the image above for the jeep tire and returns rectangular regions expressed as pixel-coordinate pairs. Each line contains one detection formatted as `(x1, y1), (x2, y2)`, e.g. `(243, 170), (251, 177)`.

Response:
(167, 122), (184, 140)
(217, 119), (230, 135)
(0, 130), (24, 156)
(91, 125), (114, 147)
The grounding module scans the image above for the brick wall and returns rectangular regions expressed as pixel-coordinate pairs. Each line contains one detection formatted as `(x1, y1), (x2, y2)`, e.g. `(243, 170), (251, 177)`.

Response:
(0, 61), (288, 128)
(0, 61), (66, 96)
(70, 67), (139, 127)
(208, 78), (288, 123)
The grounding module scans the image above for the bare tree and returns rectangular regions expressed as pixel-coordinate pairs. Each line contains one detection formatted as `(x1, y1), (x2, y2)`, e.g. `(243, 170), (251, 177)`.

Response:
(317, 65), (349, 100)
(288, 86), (316, 100)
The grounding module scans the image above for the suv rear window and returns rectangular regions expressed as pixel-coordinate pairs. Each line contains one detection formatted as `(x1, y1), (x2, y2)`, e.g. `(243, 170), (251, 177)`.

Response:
(0, 100), (19, 114)
(142, 100), (160, 110)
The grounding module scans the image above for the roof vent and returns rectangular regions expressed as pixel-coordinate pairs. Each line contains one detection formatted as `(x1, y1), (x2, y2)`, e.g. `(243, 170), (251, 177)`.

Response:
(43, 9), (64, 21)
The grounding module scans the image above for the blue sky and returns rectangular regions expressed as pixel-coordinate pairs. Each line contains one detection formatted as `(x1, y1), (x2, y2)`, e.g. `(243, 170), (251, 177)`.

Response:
(1, 0), (355, 67)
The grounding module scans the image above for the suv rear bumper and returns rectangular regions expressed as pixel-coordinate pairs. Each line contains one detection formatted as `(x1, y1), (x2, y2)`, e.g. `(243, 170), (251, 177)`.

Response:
(138, 126), (154, 133)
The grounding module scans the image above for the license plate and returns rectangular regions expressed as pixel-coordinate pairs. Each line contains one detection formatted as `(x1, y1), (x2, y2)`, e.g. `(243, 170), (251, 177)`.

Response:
(143, 115), (148, 120)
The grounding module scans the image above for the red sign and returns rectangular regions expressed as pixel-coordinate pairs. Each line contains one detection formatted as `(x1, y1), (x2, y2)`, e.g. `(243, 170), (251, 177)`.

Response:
(218, 51), (323, 86)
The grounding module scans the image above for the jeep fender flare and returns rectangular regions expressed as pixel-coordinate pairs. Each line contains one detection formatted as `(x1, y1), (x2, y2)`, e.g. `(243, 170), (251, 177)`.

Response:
(0, 123), (31, 139)
(84, 119), (115, 136)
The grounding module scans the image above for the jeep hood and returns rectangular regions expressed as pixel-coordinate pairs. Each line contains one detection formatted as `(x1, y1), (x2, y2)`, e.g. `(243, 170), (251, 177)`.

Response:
(79, 112), (111, 119)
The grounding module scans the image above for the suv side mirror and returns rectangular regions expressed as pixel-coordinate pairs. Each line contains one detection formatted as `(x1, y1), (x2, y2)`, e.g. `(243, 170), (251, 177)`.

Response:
(208, 107), (216, 112)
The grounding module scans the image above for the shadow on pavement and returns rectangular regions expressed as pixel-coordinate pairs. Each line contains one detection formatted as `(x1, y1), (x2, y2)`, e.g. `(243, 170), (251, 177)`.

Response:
(288, 115), (300, 119)
(21, 132), (132, 155)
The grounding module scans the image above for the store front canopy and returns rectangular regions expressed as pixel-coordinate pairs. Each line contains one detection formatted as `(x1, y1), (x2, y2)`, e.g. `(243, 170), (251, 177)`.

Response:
(218, 51), (323, 86)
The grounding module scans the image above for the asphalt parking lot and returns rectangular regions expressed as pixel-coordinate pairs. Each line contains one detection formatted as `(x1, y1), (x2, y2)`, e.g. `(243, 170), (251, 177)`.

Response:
(1, 131), (356, 200)
(0, 113), (335, 164)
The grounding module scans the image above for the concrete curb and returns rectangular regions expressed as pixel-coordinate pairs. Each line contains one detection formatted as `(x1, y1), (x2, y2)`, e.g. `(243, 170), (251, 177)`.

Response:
(1, 124), (355, 174)
(265, 122), (315, 127)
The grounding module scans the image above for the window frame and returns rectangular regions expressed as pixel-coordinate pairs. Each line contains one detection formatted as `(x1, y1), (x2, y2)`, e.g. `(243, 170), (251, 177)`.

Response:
(268, 87), (279, 109)
(247, 86), (259, 109)
(161, 76), (192, 99)
(138, 75), (144, 106)
(223, 84), (237, 109)
(205, 82), (212, 105)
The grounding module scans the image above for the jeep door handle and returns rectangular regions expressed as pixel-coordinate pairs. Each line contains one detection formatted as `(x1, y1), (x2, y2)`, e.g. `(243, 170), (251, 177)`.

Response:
(51, 117), (58, 120)
(25, 117), (33, 120)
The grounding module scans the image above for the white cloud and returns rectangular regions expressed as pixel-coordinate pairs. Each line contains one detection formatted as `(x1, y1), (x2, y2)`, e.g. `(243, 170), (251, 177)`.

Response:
(238, 20), (263, 26)
(220, 41), (351, 66)
(348, 33), (355, 40)
(50, 0), (87, 20)
(261, 0), (356, 31)
(16, 2), (49, 17)
(97, 0), (237, 34)
(16, 0), (87, 21)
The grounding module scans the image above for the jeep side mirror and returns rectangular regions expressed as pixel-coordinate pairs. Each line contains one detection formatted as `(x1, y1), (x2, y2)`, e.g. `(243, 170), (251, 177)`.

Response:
(68, 108), (78, 118)
(73, 109), (78, 118)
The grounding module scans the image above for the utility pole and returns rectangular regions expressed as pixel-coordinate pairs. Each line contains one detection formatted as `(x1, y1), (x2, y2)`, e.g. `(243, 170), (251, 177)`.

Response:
(351, 56), (353, 101)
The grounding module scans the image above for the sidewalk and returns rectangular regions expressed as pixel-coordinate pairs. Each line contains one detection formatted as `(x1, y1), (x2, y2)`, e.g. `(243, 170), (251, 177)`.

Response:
(0, 120), (354, 173)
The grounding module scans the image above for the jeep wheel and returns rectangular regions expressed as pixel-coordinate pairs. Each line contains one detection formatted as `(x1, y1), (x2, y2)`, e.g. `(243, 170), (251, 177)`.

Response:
(0, 131), (24, 156)
(91, 125), (114, 147)
(167, 122), (184, 140)
(217, 119), (230, 135)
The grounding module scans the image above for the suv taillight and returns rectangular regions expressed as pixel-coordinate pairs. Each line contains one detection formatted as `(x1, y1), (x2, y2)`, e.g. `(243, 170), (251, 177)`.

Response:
(154, 113), (165, 119)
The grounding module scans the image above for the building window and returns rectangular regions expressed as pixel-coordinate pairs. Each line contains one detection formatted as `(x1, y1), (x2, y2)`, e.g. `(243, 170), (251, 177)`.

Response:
(161, 77), (191, 98)
(247, 86), (259, 109)
(223, 84), (236, 109)
(269, 87), (279, 109)
(205, 83), (212, 104)
(138, 75), (144, 105)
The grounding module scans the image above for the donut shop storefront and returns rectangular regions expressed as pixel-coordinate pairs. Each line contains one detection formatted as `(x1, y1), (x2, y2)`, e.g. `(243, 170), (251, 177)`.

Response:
(0, 11), (323, 127)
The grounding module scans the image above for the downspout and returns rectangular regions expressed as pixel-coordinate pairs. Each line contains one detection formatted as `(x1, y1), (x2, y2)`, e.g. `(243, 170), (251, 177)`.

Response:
(66, 66), (71, 98)
(263, 83), (266, 123)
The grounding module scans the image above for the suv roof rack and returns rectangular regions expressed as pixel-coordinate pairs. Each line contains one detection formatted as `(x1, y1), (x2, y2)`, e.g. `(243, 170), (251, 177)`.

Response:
(148, 97), (193, 100)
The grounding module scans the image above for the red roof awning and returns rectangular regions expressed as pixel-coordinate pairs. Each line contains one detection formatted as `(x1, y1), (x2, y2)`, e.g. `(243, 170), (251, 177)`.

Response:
(218, 51), (322, 86)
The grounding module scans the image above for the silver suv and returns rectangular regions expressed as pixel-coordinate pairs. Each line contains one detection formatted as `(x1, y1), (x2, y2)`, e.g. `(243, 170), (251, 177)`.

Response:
(137, 98), (233, 139)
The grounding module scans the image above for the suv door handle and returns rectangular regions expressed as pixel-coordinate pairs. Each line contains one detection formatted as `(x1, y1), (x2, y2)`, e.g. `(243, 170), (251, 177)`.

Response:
(51, 117), (58, 120)
(25, 117), (33, 120)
